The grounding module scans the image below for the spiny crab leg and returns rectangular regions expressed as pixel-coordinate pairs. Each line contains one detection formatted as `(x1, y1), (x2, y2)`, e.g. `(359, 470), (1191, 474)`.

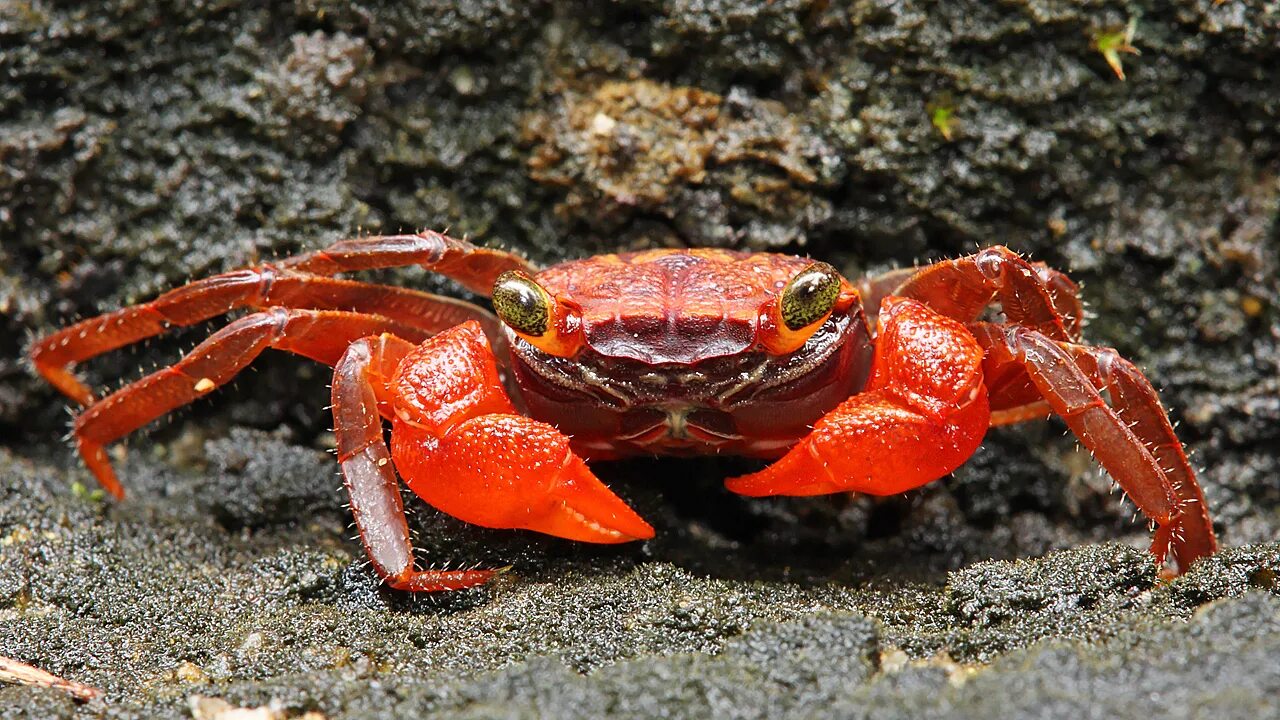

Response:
(971, 323), (1217, 573)
(331, 333), (496, 591)
(333, 322), (653, 591)
(31, 230), (526, 408)
(891, 245), (1085, 341)
(72, 309), (432, 498)
(276, 231), (533, 295)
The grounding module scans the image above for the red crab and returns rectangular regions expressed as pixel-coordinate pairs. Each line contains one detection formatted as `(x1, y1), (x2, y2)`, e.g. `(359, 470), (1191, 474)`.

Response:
(31, 232), (1217, 590)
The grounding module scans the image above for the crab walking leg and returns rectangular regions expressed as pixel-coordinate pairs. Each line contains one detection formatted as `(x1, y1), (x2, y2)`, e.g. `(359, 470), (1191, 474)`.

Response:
(893, 245), (1084, 341)
(277, 231), (534, 294)
(32, 270), (502, 407)
(971, 324), (1204, 569)
(726, 297), (991, 498)
(1068, 346), (1217, 568)
(72, 309), (432, 499)
(971, 324), (1217, 571)
(978, 335), (1055, 427)
(383, 321), (655, 546)
(332, 333), (496, 591)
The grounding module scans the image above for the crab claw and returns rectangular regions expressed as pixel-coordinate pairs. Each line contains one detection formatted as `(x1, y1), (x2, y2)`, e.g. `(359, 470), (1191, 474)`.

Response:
(725, 390), (989, 500)
(393, 414), (654, 544)
(526, 454), (656, 544)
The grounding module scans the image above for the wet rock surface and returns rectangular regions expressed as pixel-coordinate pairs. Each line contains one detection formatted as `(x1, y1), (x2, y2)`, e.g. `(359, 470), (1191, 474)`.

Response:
(2, 442), (1279, 719)
(1, 1), (1278, 718)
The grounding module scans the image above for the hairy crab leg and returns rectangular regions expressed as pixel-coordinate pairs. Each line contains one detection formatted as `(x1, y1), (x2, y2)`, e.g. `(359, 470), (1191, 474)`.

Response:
(72, 309), (431, 498)
(971, 323), (1217, 573)
(891, 245), (1084, 341)
(979, 341), (1055, 427)
(277, 231), (533, 294)
(331, 333), (496, 591)
(377, 321), (654, 557)
(726, 297), (991, 497)
(32, 232), (523, 407)
(1069, 346), (1216, 567)
(883, 245), (1085, 425)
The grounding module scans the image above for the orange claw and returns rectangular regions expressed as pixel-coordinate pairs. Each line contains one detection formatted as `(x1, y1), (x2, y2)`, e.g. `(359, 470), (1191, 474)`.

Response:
(724, 391), (989, 497)
(389, 322), (654, 544)
(726, 297), (991, 499)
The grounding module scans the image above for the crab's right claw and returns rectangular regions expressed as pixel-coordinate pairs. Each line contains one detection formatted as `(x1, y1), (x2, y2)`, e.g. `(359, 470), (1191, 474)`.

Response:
(392, 415), (654, 544)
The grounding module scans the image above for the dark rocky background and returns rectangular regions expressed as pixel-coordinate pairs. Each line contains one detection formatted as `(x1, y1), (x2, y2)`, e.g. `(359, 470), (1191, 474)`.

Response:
(1, 1), (1278, 718)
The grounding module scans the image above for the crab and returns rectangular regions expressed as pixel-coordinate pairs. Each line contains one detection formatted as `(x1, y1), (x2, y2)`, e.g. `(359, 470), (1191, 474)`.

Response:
(30, 232), (1218, 590)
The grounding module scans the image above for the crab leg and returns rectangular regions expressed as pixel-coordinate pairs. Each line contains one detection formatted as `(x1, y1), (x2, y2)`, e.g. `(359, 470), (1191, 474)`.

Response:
(375, 322), (654, 553)
(892, 245), (1084, 341)
(72, 309), (431, 498)
(32, 233), (522, 407)
(971, 323), (1217, 572)
(887, 246), (1086, 424)
(725, 297), (991, 498)
(277, 231), (533, 294)
(331, 333), (497, 591)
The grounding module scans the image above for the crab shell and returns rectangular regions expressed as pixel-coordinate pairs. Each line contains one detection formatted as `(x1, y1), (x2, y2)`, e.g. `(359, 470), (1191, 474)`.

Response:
(505, 249), (874, 460)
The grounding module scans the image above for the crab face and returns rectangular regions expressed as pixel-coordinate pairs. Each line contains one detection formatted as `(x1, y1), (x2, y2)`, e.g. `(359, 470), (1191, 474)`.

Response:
(492, 250), (875, 459)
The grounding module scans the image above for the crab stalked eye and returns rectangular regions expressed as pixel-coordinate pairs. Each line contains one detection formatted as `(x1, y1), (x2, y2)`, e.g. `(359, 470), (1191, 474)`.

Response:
(780, 262), (842, 331)
(491, 270), (584, 357)
(492, 271), (550, 337)
(759, 261), (852, 356)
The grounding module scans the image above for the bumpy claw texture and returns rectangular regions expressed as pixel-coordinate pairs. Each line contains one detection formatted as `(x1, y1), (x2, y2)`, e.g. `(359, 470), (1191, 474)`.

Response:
(388, 322), (655, 544)
(332, 333), (500, 593)
(726, 297), (990, 497)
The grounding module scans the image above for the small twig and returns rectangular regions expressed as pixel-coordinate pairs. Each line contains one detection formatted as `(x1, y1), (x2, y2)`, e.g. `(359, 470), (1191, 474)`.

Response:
(0, 654), (103, 702)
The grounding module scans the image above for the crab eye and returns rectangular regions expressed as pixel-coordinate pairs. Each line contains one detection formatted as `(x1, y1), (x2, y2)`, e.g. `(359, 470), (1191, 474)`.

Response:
(492, 271), (550, 337)
(780, 262), (842, 331)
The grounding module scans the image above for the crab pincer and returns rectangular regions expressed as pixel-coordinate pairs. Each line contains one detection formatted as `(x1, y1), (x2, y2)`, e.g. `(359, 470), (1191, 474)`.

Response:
(725, 297), (990, 498)
(333, 322), (652, 591)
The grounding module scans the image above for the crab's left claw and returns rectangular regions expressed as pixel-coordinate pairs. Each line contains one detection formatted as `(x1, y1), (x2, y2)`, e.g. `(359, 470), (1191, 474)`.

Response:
(726, 298), (991, 499)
